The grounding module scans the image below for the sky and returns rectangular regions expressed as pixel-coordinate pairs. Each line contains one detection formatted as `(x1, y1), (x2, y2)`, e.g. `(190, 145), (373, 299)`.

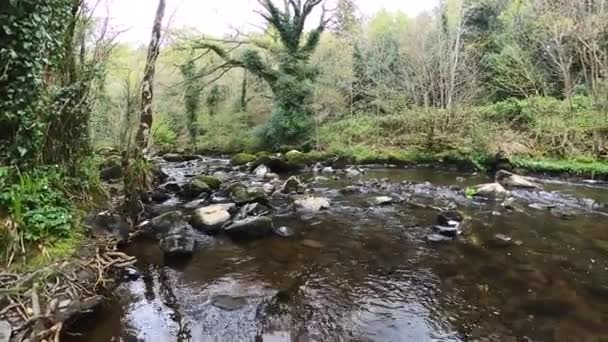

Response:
(92, 0), (438, 43)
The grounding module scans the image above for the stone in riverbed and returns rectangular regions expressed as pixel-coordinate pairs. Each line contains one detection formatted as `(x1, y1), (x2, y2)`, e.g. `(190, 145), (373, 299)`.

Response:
(150, 188), (171, 203)
(495, 170), (541, 189)
(253, 164), (269, 178)
(274, 226), (295, 238)
(84, 211), (130, 242)
(228, 184), (269, 205)
(369, 196), (394, 206)
(437, 211), (464, 227)
(162, 181), (181, 193)
(294, 197), (331, 213)
(181, 178), (212, 199)
(235, 203), (270, 220)
(433, 225), (460, 237)
(183, 197), (210, 210)
(192, 175), (222, 190)
(162, 153), (199, 162)
(489, 234), (513, 248)
(211, 295), (247, 311)
(224, 216), (274, 240)
(0, 320), (11, 342)
(143, 211), (188, 239)
(550, 207), (576, 220)
(426, 234), (453, 243)
(160, 234), (195, 256)
(301, 239), (324, 249)
(471, 182), (508, 198)
(280, 176), (305, 194)
(191, 204), (234, 233)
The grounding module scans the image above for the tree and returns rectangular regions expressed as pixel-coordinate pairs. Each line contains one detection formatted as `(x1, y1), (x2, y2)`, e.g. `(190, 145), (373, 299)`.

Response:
(123, 0), (166, 223)
(180, 57), (202, 145)
(192, 0), (331, 149)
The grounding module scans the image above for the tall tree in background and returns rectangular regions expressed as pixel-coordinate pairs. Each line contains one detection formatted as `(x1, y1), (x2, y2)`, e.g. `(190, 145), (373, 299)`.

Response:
(194, 0), (331, 149)
(180, 58), (202, 145)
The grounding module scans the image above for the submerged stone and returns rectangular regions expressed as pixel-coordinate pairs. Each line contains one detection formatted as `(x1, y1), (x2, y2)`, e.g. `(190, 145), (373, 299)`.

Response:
(160, 234), (195, 256)
(301, 239), (325, 249)
(294, 197), (330, 213)
(211, 295), (247, 311)
(426, 234), (453, 242)
(274, 226), (295, 238)
(433, 225), (460, 237)
(224, 216), (274, 240)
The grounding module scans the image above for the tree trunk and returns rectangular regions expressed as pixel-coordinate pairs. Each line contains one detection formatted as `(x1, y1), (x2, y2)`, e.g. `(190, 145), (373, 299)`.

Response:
(135, 0), (166, 153)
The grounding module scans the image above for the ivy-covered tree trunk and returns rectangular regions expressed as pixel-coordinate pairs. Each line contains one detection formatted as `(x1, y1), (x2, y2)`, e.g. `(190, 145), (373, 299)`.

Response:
(135, 0), (166, 152)
(124, 0), (166, 224)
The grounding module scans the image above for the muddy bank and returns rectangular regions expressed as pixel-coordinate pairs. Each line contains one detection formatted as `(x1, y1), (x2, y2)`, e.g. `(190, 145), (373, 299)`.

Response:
(65, 153), (608, 341)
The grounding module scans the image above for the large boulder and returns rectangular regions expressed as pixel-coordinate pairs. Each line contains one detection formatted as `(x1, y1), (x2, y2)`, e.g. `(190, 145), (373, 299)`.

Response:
(160, 234), (195, 256)
(192, 175), (222, 190)
(190, 204), (234, 234)
(294, 197), (331, 213)
(228, 184), (269, 205)
(471, 182), (508, 198)
(224, 216), (274, 240)
(495, 170), (541, 189)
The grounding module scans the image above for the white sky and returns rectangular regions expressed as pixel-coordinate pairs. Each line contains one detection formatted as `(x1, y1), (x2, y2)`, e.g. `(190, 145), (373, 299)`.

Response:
(92, 0), (438, 43)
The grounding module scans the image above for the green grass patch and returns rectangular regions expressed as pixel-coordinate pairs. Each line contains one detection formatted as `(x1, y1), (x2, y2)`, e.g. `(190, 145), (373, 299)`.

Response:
(512, 157), (608, 177)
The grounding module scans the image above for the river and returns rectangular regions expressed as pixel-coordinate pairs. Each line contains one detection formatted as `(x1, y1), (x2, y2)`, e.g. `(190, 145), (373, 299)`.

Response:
(64, 157), (608, 341)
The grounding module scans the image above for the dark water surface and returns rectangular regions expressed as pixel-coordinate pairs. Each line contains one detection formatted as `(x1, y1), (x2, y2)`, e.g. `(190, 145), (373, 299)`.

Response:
(65, 159), (608, 342)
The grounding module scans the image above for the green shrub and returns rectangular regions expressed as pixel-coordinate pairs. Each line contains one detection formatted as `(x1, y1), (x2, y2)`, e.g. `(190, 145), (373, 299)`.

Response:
(0, 167), (75, 247)
(152, 116), (178, 151)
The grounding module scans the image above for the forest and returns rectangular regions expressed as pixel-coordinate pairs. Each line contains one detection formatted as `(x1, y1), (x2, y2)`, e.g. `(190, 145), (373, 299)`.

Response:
(1, 0), (608, 341)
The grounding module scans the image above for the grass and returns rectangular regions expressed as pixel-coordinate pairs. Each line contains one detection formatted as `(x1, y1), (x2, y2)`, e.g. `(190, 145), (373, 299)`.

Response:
(512, 157), (608, 177)
(3, 226), (85, 272)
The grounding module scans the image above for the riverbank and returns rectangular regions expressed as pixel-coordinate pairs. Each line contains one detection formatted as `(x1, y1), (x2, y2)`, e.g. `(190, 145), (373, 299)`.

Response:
(197, 147), (608, 181)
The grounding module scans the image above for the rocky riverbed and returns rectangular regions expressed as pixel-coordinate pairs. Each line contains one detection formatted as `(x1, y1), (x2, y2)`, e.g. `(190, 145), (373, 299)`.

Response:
(64, 153), (608, 341)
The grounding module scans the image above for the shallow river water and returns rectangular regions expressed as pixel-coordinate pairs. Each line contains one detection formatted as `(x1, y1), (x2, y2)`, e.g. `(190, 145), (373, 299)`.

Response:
(66, 158), (608, 342)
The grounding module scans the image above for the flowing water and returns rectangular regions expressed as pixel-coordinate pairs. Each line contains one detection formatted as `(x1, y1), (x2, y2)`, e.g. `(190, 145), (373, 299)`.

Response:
(65, 158), (608, 342)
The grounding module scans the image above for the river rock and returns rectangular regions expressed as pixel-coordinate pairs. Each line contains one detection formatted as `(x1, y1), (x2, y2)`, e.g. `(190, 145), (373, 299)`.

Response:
(254, 164), (269, 178)
(294, 197), (331, 213)
(472, 182), (508, 198)
(340, 185), (362, 194)
(264, 172), (279, 180)
(224, 216), (274, 239)
(191, 204), (234, 233)
(150, 188), (171, 203)
(345, 166), (362, 178)
(162, 153), (198, 162)
(84, 211), (129, 242)
(192, 175), (222, 190)
(236, 203), (270, 220)
(489, 234), (513, 248)
(496, 170), (541, 189)
(433, 225), (460, 237)
(301, 239), (325, 248)
(184, 197), (210, 210)
(181, 178), (212, 199)
(322, 166), (335, 174)
(437, 211), (463, 226)
(426, 234), (453, 242)
(211, 295), (247, 311)
(229, 184), (269, 205)
(0, 320), (11, 342)
(160, 234), (195, 256)
(274, 226), (295, 238)
(162, 181), (181, 193)
(143, 211), (187, 239)
(370, 196), (394, 206)
(550, 207), (577, 220)
(280, 176), (305, 194)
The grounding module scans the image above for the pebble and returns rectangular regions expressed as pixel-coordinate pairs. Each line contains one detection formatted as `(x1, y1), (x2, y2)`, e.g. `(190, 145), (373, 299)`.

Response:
(0, 321), (11, 342)
(301, 239), (325, 249)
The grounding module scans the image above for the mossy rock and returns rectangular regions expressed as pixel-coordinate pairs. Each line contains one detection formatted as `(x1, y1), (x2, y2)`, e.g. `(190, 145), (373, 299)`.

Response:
(228, 183), (268, 205)
(231, 153), (257, 166)
(182, 179), (212, 199)
(193, 175), (221, 190)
